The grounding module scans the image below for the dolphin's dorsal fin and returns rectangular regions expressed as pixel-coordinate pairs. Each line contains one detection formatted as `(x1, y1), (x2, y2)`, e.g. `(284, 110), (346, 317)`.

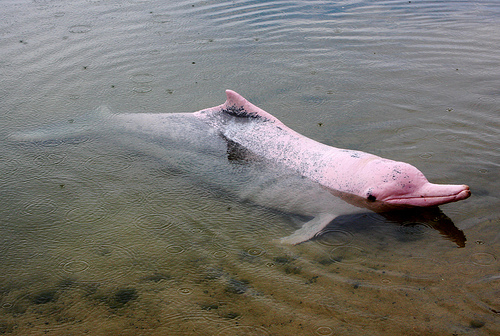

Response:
(222, 90), (284, 125)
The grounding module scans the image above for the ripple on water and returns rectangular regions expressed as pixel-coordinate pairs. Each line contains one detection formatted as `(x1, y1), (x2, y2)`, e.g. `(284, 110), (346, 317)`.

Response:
(0, 157), (20, 176)
(315, 326), (334, 336)
(23, 199), (58, 217)
(329, 246), (367, 265)
(151, 14), (170, 23)
(114, 187), (149, 205)
(234, 247), (293, 282)
(465, 276), (500, 316)
(363, 212), (431, 244)
(132, 85), (153, 93)
(298, 92), (331, 110)
(246, 246), (266, 257)
(144, 179), (219, 215)
(100, 187), (150, 216)
(318, 296), (393, 328)
(470, 252), (497, 266)
(130, 73), (154, 93)
(62, 260), (90, 273)
(7, 175), (106, 202)
(132, 215), (213, 256)
(392, 256), (445, 281)
(53, 244), (137, 283)
(68, 25), (91, 33)
(1, 286), (102, 333)
(0, 185), (60, 229)
(396, 126), (430, 141)
(130, 73), (154, 83)
(0, 236), (48, 273)
(395, 223), (429, 241)
(165, 245), (185, 254)
(134, 213), (177, 230)
(418, 152), (434, 160)
(217, 325), (271, 336)
(158, 314), (231, 335)
(84, 154), (133, 173)
(33, 153), (66, 166)
(315, 229), (354, 247)
(65, 203), (109, 224)
(177, 287), (193, 295)
(212, 250), (229, 259)
(433, 132), (459, 143)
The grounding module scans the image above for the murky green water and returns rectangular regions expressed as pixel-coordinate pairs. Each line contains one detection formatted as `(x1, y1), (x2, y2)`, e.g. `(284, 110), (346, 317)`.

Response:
(0, 0), (499, 335)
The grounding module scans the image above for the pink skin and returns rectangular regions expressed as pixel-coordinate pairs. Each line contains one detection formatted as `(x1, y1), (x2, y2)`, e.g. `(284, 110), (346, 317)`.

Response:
(195, 90), (470, 210)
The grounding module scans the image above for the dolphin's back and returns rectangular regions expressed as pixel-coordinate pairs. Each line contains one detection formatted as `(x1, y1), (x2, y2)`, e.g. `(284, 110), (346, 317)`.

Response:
(194, 90), (286, 128)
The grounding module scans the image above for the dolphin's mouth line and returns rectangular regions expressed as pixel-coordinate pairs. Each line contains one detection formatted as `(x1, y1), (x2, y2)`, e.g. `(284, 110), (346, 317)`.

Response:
(384, 188), (471, 204)
(388, 194), (459, 201)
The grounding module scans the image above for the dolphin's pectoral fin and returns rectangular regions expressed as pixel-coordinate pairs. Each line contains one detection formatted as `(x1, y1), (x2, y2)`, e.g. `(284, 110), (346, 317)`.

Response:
(279, 213), (338, 245)
(221, 134), (252, 162)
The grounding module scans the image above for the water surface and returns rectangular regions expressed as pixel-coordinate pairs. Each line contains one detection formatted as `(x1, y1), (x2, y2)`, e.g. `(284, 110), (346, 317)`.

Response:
(0, 0), (499, 335)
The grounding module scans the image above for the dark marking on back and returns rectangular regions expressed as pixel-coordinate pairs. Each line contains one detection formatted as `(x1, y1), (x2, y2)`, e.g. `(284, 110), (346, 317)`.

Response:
(222, 104), (266, 120)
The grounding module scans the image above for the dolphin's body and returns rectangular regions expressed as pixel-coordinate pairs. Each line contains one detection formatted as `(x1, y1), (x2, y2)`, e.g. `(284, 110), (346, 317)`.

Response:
(192, 90), (470, 243)
(11, 90), (470, 244)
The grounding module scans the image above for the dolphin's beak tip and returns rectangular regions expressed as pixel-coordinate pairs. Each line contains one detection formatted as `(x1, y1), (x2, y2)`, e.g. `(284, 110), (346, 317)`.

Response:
(461, 185), (471, 199)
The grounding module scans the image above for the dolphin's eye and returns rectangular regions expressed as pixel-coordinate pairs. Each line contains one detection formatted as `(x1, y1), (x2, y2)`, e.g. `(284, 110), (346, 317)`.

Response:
(367, 194), (377, 202)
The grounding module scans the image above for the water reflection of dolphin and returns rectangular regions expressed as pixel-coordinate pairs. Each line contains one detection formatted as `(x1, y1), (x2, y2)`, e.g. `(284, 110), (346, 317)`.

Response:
(315, 207), (466, 247)
(11, 90), (470, 245)
(379, 207), (467, 247)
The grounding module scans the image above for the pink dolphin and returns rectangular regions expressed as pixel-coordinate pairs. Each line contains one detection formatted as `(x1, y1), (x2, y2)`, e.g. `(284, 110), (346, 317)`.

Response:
(195, 90), (471, 212)
(11, 89), (471, 245)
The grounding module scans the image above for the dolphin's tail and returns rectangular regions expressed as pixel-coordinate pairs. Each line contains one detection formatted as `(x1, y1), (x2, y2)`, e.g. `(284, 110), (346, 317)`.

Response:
(8, 106), (113, 143)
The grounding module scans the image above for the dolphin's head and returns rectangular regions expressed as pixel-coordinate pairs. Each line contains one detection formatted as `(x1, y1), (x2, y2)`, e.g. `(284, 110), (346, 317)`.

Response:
(360, 160), (470, 208)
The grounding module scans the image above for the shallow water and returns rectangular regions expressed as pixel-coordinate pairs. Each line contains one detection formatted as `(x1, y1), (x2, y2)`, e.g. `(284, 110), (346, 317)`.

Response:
(0, 0), (499, 335)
